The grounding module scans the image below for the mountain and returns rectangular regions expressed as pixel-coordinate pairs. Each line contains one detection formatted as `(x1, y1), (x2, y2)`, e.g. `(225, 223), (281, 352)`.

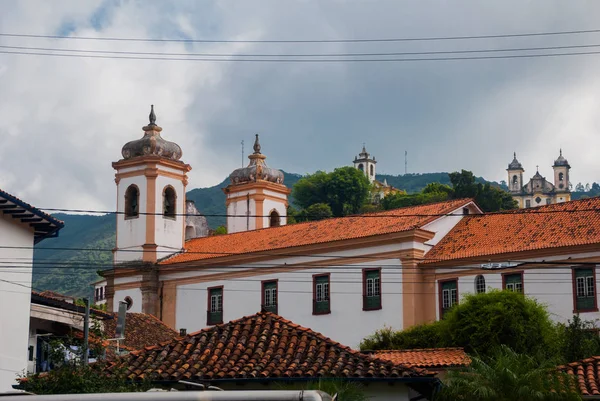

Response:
(31, 171), (491, 297)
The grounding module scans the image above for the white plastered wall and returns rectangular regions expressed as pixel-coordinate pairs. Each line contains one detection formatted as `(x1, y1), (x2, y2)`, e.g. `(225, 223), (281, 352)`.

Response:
(115, 173), (147, 263)
(0, 217), (34, 391)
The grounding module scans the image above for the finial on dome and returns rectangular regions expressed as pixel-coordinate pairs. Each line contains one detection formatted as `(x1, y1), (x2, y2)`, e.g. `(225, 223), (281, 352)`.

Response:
(514, 151), (517, 159)
(253, 134), (261, 154)
(149, 105), (156, 126)
(560, 148), (562, 157)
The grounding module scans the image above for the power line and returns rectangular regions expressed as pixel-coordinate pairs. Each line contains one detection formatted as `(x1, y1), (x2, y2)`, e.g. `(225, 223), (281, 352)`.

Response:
(2, 28), (600, 43)
(6, 48), (600, 62)
(4, 42), (600, 58)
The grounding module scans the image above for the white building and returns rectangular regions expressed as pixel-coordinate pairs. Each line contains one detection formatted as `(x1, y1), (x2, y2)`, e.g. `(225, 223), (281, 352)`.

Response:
(0, 190), (63, 391)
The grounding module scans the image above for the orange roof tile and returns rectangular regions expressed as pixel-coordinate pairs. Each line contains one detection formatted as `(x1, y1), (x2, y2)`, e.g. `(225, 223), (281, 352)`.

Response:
(423, 197), (600, 264)
(371, 348), (470, 368)
(107, 312), (431, 382)
(560, 356), (600, 396)
(161, 199), (475, 265)
(103, 312), (177, 352)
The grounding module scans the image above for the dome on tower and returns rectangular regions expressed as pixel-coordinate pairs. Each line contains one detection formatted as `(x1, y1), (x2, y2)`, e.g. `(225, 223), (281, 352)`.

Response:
(121, 105), (183, 161)
(229, 134), (284, 185)
(553, 149), (570, 167)
(508, 152), (523, 170)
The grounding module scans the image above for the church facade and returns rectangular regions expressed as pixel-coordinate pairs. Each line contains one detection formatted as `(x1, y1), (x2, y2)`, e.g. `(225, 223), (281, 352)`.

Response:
(353, 145), (403, 203)
(506, 151), (571, 208)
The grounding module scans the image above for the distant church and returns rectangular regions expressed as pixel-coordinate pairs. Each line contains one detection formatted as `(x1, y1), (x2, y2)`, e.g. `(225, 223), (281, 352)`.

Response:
(506, 151), (571, 208)
(353, 145), (403, 203)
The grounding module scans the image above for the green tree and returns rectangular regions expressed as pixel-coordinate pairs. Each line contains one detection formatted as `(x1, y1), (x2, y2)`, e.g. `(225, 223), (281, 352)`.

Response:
(449, 170), (517, 212)
(381, 191), (450, 210)
(213, 225), (227, 235)
(449, 170), (479, 198)
(557, 315), (600, 362)
(423, 182), (454, 196)
(575, 183), (585, 192)
(360, 322), (446, 351)
(303, 203), (334, 221)
(435, 346), (581, 401)
(292, 167), (370, 217)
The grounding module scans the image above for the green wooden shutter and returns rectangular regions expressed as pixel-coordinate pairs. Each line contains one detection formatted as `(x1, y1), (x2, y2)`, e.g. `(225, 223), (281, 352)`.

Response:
(314, 276), (330, 314)
(207, 288), (223, 325)
(441, 280), (457, 317)
(505, 274), (523, 293)
(364, 270), (381, 310)
(263, 281), (277, 313)
(575, 269), (595, 311)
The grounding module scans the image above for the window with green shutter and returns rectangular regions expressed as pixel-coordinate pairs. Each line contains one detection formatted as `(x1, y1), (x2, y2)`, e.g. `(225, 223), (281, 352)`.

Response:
(440, 280), (457, 318)
(574, 268), (596, 311)
(262, 281), (278, 314)
(313, 274), (330, 315)
(363, 269), (381, 311)
(207, 287), (223, 325)
(504, 273), (523, 293)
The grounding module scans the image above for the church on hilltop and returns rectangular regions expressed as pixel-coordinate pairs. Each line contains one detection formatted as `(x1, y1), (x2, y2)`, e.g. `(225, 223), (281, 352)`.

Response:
(353, 145), (403, 203)
(506, 151), (571, 208)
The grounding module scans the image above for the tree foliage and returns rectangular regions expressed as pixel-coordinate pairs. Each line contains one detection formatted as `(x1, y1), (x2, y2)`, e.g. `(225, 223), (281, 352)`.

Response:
(292, 167), (370, 219)
(556, 315), (600, 363)
(435, 346), (581, 401)
(449, 170), (517, 212)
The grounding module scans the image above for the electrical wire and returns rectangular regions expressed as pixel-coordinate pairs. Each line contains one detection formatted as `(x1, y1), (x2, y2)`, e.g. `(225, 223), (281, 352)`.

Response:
(2, 27), (600, 43)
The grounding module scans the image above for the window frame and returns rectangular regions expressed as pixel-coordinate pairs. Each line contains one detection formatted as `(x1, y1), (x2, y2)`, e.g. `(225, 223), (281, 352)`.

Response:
(206, 286), (224, 326)
(474, 275), (486, 294)
(124, 184), (140, 219)
(312, 273), (331, 315)
(502, 271), (524, 293)
(261, 279), (278, 314)
(162, 185), (177, 220)
(572, 267), (598, 313)
(269, 210), (281, 227)
(362, 268), (382, 311)
(438, 278), (458, 318)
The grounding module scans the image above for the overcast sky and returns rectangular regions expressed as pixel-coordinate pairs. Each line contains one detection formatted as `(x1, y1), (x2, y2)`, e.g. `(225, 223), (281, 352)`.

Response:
(1, 0), (600, 212)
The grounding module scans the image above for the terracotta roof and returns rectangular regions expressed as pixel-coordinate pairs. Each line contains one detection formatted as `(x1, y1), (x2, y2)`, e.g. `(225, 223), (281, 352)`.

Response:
(370, 348), (470, 369)
(161, 199), (475, 265)
(103, 312), (178, 352)
(560, 356), (600, 396)
(108, 312), (431, 382)
(31, 291), (112, 319)
(423, 197), (600, 264)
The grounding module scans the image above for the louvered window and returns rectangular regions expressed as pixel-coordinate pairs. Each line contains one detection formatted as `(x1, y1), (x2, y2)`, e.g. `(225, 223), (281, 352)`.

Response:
(440, 280), (458, 318)
(363, 269), (382, 311)
(574, 268), (596, 311)
(313, 275), (330, 315)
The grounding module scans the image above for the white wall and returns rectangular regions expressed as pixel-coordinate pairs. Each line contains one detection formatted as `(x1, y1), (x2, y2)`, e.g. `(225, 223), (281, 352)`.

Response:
(175, 259), (403, 348)
(0, 217), (34, 391)
(226, 189), (257, 233)
(262, 198), (287, 228)
(113, 288), (143, 313)
(153, 175), (185, 251)
(115, 175), (147, 263)
(436, 267), (600, 324)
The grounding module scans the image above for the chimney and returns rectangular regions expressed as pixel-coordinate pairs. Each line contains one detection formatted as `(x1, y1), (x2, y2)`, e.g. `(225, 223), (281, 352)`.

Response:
(179, 328), (187, 336)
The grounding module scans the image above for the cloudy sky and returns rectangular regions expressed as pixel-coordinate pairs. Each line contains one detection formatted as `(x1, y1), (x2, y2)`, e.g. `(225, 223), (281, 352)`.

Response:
(1, 0), (600, 212)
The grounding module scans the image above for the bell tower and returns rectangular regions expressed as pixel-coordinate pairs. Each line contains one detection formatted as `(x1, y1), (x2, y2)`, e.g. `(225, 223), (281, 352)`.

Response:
(507, 152), (525, 193)
(112, 105), (191, 265)
(553, 149), (571, 201)
(224, 135), (290, 234)
(353, 145), (376, 183)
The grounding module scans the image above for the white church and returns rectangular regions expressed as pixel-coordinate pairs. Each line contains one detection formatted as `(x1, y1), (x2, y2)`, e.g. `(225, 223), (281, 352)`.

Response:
(99, 107), (600, 349)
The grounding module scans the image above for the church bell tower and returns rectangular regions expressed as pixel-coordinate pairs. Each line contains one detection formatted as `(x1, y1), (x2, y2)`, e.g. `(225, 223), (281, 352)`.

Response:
(112, 106), (191, 265)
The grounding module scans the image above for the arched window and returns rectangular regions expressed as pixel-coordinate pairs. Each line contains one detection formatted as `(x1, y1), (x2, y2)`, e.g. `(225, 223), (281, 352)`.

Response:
(370, 165), (374, 176)
(269, 210), (281, 227)
(559, 172), (564, 182)
(475, 275), (486, 294)
(358, 163), (364, 172)
(512, 175), (518, 188)
(124, 185), (139, 218)
(163, 186), (176, 218)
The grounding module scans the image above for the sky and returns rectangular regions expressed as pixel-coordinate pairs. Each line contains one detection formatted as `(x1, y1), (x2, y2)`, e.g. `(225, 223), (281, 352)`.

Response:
(1, 0), (600, 212)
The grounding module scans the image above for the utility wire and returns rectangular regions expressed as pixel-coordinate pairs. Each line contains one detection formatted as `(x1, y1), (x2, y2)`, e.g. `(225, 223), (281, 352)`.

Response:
(4, 42), (600, 58)
(6, 48), (600, 62)
(2, 28), (600, 43)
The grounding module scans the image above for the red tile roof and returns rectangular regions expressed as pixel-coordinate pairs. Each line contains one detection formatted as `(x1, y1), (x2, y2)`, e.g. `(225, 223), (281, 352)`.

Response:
(371, 348), (470, 369)
(423, 197), (600, 264)
(560, 356), (600, 396)
(161, 199), (475, 265)
(108, 312), (431, 382)
(103, 312), (177, 352)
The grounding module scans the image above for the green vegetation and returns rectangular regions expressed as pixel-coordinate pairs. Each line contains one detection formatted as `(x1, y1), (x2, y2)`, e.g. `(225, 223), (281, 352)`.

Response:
(292, 167), (371, 219)
(434, 346), (581, 401)
(382, 170), (517, 212)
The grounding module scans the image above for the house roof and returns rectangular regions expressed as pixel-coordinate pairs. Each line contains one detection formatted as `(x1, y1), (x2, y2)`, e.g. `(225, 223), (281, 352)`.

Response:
(161, 199), (475, 265)
(31, 291), (112, 319)
(369, 348), (470, 369)
(0, 188), (64, 243)
(423, 197), (600, 265)
(560, 356), (600, 397)
(103, 312), (177, 352)
(108, 312), (431, 382)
